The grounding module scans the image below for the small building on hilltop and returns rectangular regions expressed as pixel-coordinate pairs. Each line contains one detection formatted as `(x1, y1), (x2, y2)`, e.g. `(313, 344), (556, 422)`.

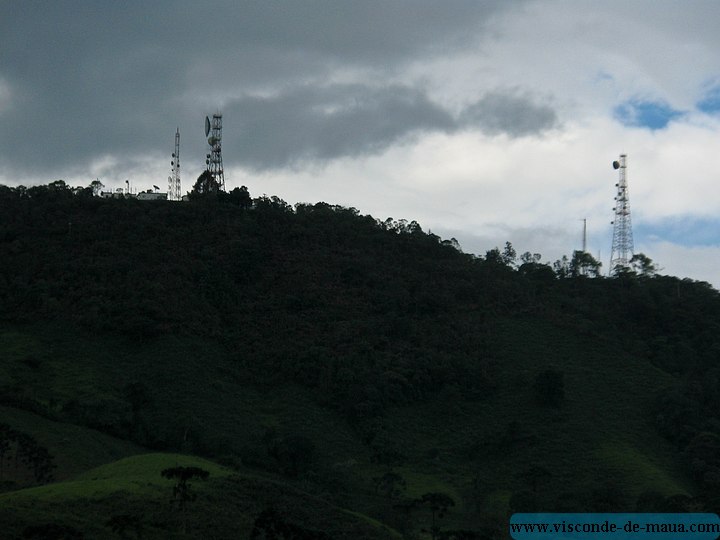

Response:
(100, 189), (127, 199)
(137, 190), (167, 201)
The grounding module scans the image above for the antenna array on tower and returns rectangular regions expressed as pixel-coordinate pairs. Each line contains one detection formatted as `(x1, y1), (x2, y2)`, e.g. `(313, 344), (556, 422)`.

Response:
(609, 154), (634, 273)
(205, 114), (225, 191)
(168, 128), (181, 201)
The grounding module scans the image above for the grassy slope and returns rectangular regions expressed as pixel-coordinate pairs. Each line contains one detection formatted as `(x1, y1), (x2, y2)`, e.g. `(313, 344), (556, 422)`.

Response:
(0, 453), (400, 539)
(0, 405), (144, 482)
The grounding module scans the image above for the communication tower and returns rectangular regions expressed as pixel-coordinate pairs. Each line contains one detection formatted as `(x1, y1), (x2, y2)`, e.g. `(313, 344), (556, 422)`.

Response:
(168, 128), (181, 201)
(205, 113), (225, 190)
(610, 154), (634, 273)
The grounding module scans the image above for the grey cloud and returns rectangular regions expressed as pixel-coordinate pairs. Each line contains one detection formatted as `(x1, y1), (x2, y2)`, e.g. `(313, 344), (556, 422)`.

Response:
(225, 85), (455, 170)
(166, 1), (513, 70)
(222, 85), (559, 170)
(0, 1), (513, 93)
(460, 91), (559, 137)
(0, 1), (528, 178)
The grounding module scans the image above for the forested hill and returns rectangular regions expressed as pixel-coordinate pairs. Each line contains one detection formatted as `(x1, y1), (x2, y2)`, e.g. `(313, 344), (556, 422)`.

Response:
(1, 181), (720, 537)
(2, 182), (719, 368)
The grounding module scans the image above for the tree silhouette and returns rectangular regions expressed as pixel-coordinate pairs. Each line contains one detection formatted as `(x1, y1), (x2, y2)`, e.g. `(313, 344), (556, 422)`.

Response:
(89, 179), (104, 196)
(191, 170), (220, 196)
(501, 241), (517, 267)
(225, 185), (252, 209)
(569, 250), (602, 277)
(161, 466), (209, 534)
(630, 253), (658, 277)
(553, 255), (570, 278)
(418, 492), (455, 539)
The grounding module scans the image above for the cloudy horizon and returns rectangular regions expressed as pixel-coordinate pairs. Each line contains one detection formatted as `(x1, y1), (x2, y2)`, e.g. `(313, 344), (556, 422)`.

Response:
(3, 1), (720, 286)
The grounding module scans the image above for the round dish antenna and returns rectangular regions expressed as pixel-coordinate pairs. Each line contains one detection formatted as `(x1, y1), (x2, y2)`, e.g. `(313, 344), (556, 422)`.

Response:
(205, 116), (211, 137)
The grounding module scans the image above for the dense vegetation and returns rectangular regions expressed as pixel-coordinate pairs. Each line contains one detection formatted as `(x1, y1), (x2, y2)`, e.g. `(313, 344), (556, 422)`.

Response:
(1, 180), (720, 538)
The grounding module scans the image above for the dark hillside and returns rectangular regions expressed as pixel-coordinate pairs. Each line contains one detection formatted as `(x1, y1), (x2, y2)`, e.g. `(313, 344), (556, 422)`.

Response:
(1, 182), (720, 537)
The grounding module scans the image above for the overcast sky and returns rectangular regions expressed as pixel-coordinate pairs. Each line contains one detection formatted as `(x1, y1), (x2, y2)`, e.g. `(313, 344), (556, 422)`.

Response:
(3, 1), (720, 286)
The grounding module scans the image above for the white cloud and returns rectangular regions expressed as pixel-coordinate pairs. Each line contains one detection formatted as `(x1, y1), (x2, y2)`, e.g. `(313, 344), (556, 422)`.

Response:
(641, 240), (720, 286)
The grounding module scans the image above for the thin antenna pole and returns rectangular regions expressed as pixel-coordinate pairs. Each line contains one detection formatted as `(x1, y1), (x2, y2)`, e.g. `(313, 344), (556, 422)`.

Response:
(582, 218), (587, 253)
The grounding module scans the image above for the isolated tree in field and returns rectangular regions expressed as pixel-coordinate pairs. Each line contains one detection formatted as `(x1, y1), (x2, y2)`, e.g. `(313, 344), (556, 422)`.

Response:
(418, 492), (455, 540)
(161, 466), (209, 534)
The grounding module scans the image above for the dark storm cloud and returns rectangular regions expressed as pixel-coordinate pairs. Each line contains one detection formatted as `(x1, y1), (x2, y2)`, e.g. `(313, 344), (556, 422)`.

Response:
(0, 0), (532, 178)
(225, 85), (558, 169)
(225, 85), (455, 170)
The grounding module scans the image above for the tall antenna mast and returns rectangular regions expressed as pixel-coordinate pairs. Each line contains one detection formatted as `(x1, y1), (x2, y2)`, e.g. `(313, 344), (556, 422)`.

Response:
(205, 113), (225, 191)
(582, 218), (587, 253)
(169, 128), (181, 201)
(610, 154), (634, 273)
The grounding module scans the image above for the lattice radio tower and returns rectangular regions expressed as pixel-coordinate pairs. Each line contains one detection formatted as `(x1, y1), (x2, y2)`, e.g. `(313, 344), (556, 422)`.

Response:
(168, 128), (181, 201)
(610, 154), (634, 273)
(205, 113), (225, 190)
